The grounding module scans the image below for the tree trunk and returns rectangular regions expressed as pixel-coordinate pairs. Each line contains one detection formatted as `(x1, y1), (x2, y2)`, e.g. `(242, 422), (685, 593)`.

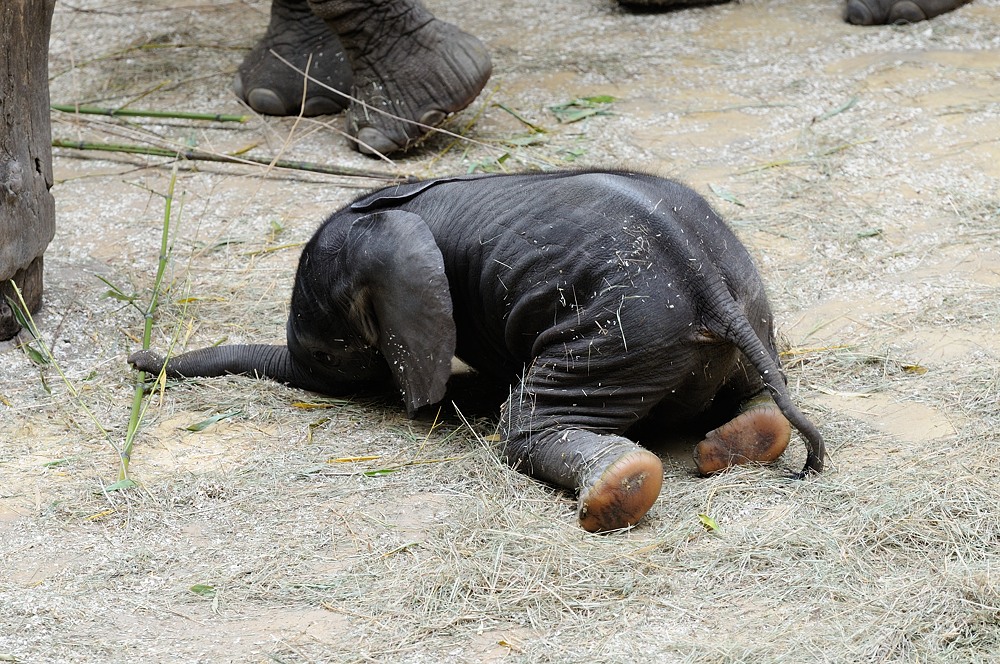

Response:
(0, 0), (56, 341)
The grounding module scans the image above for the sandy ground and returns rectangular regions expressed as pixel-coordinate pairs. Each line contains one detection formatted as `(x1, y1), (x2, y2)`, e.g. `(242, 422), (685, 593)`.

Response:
(2, 0), (999, 661)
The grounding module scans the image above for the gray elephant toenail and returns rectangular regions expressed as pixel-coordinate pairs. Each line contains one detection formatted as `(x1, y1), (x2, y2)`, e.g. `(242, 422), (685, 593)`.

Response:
(303, 96), (344, 116)
(247, 88), (290, 116)
(419, 109), (446, 127)
(844, 0), (875, 24)
(355, 127), (401, 155)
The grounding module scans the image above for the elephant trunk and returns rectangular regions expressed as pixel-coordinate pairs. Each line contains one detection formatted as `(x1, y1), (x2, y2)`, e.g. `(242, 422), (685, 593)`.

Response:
(128, 344), (335, 394)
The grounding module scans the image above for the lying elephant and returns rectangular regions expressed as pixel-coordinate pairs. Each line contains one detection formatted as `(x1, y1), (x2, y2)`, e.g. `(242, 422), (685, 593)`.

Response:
(129, 169), (826, 532)
(236, 0), (973, 155)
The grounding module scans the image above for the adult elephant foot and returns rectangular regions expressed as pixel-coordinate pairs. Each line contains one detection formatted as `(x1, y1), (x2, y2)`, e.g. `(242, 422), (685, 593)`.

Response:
(844, 0), (973, 24)
(234, 0), (352, 116)
(693, 393), (792, 475)
(309, 0), (492, 156)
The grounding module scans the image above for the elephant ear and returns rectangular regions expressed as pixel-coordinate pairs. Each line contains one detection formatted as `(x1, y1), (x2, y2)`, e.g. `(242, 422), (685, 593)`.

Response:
(339, 210), (456, 416)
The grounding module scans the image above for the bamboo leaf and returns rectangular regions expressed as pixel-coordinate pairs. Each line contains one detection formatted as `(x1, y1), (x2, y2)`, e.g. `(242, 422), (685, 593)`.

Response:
(698, 513), (721, 533)
(580, 95), (616, 104)
(102, 289), (138, 303)
(23, 345), (49, 366)
(548, 96), (616, 124)
(493, 103), (548, 133)
(95, 275), (137, 303)
(6, 295), (32, 333)
(813, 96), (858, 124)
(708, 183), (746, 207)
(189, 583), (217, 597)
(185, 411), (242, 432)
(105, 479), (137, 492)
(364, 468), (400, 477)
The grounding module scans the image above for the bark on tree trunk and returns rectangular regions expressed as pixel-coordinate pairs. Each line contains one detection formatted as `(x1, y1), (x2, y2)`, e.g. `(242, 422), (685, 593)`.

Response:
(1, 0), (56, 341)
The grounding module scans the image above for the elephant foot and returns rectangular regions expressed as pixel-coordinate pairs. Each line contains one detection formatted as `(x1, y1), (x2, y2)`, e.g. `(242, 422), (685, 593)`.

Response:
(234, 0), (352, 116)
(844, 0), (973, 25)
(341, 19), (492, 156)
(693, 394), (791, 475)
(578, 449), (664, 533)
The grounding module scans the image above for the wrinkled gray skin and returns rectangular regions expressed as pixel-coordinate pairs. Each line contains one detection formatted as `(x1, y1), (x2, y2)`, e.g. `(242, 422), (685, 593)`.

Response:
(131, 170), (825, 530)
(844, 0), (973, 24)
(233, 0), (973, 155)
(624, 0), (973, 19)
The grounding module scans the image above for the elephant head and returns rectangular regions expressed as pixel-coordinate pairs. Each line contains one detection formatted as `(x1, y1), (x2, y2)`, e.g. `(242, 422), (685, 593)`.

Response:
(286, 209), (456, 414)
(130, 209), (457, 416)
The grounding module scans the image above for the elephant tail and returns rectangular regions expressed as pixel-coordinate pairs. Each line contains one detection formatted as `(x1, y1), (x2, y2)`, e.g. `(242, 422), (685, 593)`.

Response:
(700, 278), (826, 478)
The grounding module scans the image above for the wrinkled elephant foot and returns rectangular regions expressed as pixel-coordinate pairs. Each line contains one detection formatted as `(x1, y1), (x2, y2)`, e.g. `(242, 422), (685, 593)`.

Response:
(344, 19), (492, 156)
(845, 0), (973, 25)
(234, 0), (352, 116)
(578, 449), (663, 533)
(693, 394), (791, 475)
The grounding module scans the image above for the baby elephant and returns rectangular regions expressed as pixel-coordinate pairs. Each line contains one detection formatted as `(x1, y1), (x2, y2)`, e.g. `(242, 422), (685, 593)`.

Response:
(130, 170), (825, 532)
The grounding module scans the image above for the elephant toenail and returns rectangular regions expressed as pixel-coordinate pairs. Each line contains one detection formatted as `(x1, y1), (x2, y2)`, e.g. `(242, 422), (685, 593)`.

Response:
(355, 127), (401, 155)
(844, 0), (874, 24)
(232, 73), (245, 99)
(419, 109), (447, 127)
(246, 88), (291, 116)
(303, 96), (344, 116)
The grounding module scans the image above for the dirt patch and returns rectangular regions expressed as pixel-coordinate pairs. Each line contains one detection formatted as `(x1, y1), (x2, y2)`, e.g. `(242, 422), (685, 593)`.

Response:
(2, 0), (999, 661)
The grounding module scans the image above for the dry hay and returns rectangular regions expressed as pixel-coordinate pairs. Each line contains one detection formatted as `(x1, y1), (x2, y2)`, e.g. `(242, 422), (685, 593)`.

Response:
(2, 0), (999, 662)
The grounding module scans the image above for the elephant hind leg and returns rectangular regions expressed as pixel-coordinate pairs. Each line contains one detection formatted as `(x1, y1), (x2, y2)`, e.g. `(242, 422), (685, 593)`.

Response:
(693, 394), (791, 475)
(500, 350), (670, 532)
(578, 447), (663, 533)
(501, 423), (664, 533)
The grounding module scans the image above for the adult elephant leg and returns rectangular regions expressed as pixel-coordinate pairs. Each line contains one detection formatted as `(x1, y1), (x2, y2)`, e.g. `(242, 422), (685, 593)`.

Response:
(234, 0), (352, 116)
(500, 358), (665, 533)
(845, 0), (973, 25)
(307, 0), (492, 155)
